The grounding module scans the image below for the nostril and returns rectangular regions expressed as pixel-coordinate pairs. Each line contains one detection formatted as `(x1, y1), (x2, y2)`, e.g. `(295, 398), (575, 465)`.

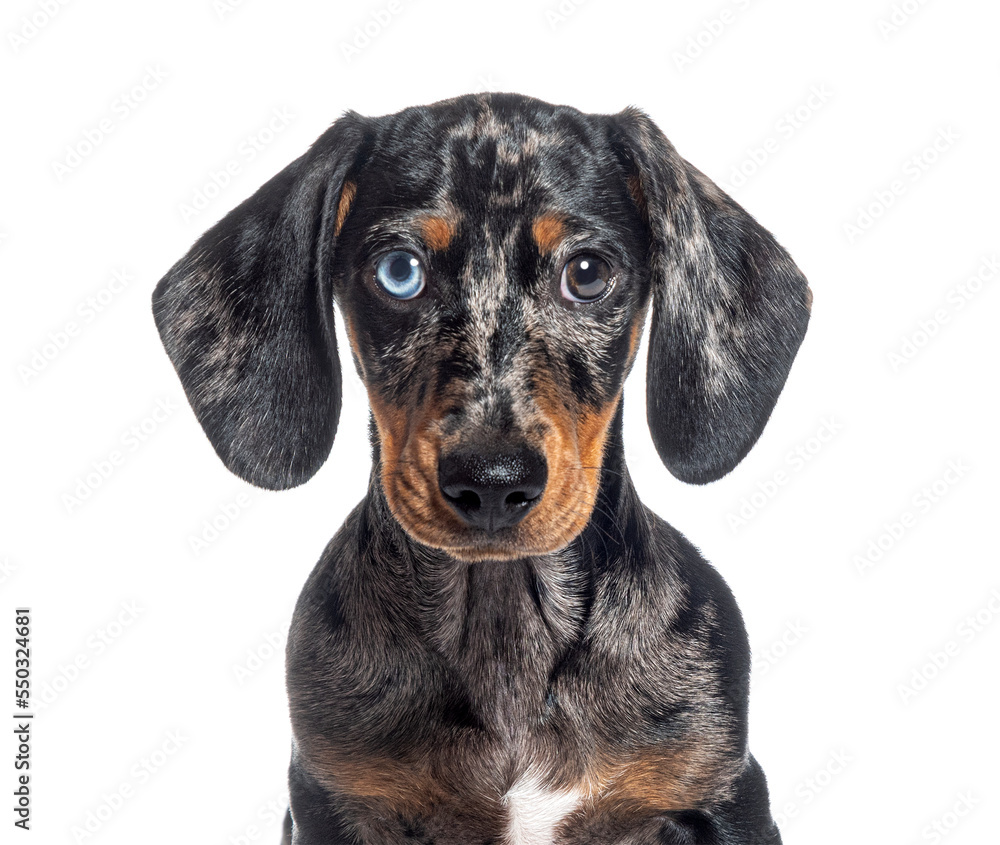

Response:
(445, 488), (481, 511)
(504, 487), (543, 508)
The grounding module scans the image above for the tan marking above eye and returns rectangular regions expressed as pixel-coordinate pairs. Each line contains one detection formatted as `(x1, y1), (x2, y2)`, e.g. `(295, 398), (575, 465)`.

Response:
(532, 213), (567, 255)
(418, 215), (457, 251)
(334, 181), (357, 236)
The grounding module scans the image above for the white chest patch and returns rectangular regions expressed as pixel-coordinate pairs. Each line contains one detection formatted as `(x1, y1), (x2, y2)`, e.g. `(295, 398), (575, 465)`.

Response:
(502, 769), (584, 845)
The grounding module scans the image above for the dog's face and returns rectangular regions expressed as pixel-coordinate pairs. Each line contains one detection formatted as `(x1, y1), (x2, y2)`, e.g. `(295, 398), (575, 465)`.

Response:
(331, 102), (651, 560)
(153, 94), (810, 561)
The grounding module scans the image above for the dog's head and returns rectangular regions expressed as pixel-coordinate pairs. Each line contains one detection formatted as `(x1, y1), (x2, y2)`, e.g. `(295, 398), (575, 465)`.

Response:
(154, 94), (810, 562)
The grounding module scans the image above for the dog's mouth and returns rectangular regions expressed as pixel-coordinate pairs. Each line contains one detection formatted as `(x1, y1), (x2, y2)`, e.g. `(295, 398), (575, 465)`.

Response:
(369, 392), (621, 562)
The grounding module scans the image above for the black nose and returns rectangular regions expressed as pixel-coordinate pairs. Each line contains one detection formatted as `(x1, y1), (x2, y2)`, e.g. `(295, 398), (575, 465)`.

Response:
(438, 446), (547, 532)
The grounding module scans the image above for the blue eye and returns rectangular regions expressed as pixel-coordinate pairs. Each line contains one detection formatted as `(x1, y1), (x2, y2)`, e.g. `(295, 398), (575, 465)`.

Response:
(375, 250), (425, 300)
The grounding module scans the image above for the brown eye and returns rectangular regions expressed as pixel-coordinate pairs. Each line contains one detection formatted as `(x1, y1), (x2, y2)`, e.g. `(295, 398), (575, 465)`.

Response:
(560, 254), (612, 302)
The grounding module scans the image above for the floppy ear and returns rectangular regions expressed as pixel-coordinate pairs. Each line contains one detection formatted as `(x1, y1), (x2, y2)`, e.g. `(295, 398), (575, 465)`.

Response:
(610, 108), (811, 485)
(152, 114), (368, 490)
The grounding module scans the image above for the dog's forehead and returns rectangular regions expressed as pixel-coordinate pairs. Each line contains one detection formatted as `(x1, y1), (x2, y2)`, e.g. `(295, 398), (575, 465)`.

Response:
(364, 94), (621, 226)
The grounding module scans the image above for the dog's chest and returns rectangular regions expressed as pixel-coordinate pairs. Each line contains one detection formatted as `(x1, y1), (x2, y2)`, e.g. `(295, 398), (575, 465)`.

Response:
(294, 551), (703, 842)
(501, 767), (586, 845)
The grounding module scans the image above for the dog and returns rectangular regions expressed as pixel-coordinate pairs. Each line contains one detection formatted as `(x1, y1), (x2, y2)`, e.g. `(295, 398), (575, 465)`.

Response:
(153, 93), (810, 844)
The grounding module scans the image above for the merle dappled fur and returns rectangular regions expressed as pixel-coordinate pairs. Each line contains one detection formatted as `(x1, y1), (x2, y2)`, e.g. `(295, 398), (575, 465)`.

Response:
(153, 93), (809, 844)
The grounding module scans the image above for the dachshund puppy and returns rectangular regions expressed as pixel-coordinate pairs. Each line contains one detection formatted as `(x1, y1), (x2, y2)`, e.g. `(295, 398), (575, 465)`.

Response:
(153, 93), (810, 845)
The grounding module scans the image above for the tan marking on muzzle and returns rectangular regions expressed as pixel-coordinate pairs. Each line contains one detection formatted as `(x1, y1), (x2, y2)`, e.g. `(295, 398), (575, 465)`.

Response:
(369, 389), (475, 551)
(367, 363), (620, 561)
(517, 375), (621, 556)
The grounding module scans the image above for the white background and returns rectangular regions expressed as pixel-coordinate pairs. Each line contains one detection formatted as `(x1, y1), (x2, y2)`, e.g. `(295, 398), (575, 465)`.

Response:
(3, 0), (998, 843)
